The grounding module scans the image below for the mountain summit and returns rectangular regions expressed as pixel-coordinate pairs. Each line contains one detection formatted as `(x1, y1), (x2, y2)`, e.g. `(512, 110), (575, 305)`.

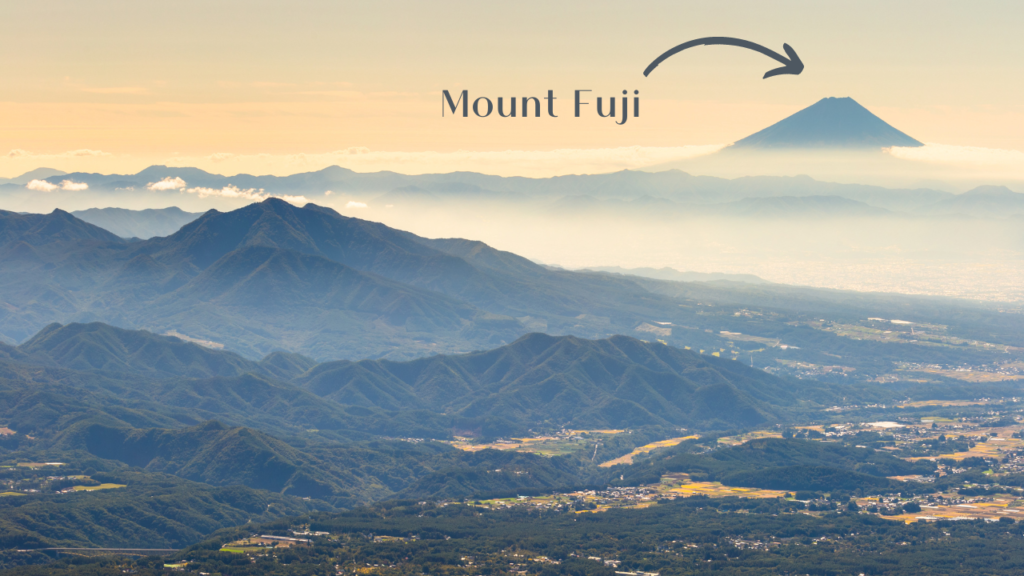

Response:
(730, 97), (923, 150)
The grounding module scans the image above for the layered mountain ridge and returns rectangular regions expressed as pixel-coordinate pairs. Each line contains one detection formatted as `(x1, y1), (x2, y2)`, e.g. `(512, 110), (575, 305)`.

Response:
(0, 319), (881, 517)
(12, 322), (813, 431)
(1, 199), (1021, 380)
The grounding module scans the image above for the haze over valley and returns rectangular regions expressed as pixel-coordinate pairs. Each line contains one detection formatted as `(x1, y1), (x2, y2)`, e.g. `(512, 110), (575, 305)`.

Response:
(7, 98), (1023, 304)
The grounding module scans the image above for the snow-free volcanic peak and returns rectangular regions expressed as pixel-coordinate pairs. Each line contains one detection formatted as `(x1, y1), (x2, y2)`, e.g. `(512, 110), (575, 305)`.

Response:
(729, 97), (923, 150)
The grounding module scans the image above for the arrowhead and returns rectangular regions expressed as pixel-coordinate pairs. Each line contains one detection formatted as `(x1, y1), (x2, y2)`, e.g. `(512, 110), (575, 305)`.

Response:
(763, 43), (804, 79)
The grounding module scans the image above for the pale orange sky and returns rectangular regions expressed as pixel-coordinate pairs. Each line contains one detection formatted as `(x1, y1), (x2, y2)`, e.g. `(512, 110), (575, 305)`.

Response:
(3, 0), (1023, 177)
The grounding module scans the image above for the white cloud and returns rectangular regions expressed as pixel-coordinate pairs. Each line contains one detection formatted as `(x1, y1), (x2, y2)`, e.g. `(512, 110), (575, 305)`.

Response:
(276, 194), (311, 205)
(26, 179), (58, 192)
(887, 143), (1024, 168)
(184, 185), (267, 201)
(27, 179), (88, 191)
(324, 190), (333, 196)
(60, 180), (89, 191)
(182, 185), (308, 205)
(146, 176), (187, 191)
(345, 201), (368, 208)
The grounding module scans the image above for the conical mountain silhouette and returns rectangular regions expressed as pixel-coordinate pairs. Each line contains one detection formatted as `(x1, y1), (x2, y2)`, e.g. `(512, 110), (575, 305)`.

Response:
(730, 97), (923, 149)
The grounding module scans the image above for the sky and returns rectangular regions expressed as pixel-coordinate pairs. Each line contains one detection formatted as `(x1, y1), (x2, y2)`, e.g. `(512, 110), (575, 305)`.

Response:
(3, 0), (1024, 177)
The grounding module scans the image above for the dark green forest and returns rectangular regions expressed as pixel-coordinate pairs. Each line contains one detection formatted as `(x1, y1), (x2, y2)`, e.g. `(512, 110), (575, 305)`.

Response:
(9, 499), (1024, 575)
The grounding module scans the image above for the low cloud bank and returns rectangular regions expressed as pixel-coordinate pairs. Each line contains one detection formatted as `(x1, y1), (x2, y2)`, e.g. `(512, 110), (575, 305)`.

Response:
(26, 179), (88, 192)
(60, 180), (89, 191)
(146, 177), (187, 191)
(887, 143), (1024, 179)
(183, 184), (307, 205)
(25, 179), (57, 192)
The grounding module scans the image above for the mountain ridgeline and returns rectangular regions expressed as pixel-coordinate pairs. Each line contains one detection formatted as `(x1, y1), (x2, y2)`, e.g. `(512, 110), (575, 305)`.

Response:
(3, 99), (1022, 222)
(0, 200), (539, 359)
(71, 206), (201, 239)
(1, 199), (1022, 383)
(18, 322), (272, 378)
(0, 319), (890, 533)
(0, 198), (790, 360)
(7, 322), (834, 433)
(297, 333), (807, 431)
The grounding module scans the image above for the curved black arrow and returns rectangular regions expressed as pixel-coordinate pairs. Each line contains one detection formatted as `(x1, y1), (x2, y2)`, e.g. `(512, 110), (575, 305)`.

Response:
(643, 37), (804, 79)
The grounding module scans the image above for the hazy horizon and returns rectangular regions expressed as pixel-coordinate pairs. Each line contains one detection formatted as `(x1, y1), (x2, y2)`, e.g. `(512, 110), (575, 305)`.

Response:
(4, 1), (1024, 178)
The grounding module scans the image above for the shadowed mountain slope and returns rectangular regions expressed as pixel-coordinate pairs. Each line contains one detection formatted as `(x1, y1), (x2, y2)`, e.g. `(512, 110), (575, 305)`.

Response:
(136, 199), (457, 274)
(617, 438), (936, 493)
(135, 199), (639, 322)
(19, 322), (261, 378)
(0, 199), (749, 360)
(297, 333), (825, 430)
(0, 209), (124, 247)
(54, 420), (588, 506)
(72, 206), (201, 239)
(61, 421), (341, 498)
(258, 350), (317, 380)
(142, 244), (514, 360)
(0, 471), (322, 549)
(0, 202), (526, 358)
(3, 322), (895, 438)
(0, 323), (429, 441)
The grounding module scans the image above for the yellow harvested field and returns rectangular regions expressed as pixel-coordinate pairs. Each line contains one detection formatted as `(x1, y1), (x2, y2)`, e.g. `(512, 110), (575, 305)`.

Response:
(910, 429), (1023, 461)
(451, 436), (565, 454)
(72, 483), (126, 492)
(450, 440), (523, 452)
(718, 430), (783, 446)
(670, 482), (788, 499)
(598, 436), (698, 468)
(863, 496), (1024, 524)
(451, 430), (624, 457)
